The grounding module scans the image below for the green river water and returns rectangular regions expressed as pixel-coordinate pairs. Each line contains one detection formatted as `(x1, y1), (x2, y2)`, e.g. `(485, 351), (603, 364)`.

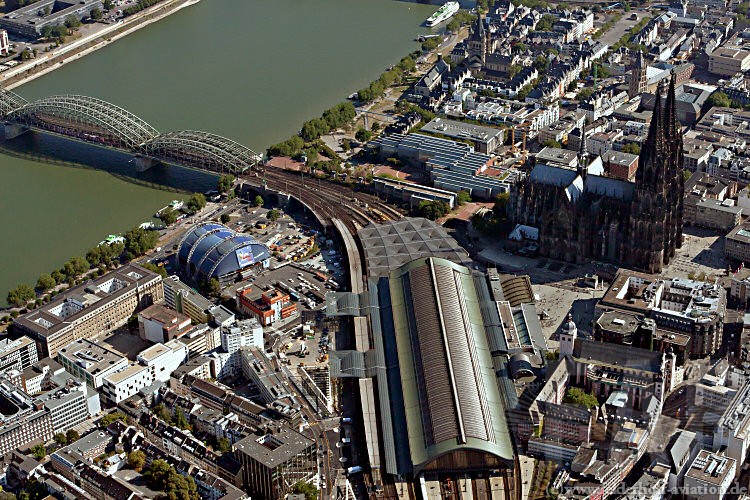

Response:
(0, 0), (436, 300)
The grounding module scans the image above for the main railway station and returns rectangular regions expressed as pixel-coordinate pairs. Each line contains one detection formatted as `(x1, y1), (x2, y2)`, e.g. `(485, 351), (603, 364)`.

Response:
(327, 218), (523, 498)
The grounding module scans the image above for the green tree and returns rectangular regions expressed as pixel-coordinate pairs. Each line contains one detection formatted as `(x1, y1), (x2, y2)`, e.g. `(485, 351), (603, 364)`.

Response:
(216, 437), (231, 453)
(421, 36), (440, 52)
(536, 14), (556, 31)
(124, 226), (159, 259)
(64, 15), (81, 32)
(541, 139), (562, 149)
(142, 262), (167, 279)
(175, 407), (190, 430)
(267, 209), (280, 221)
(186, 193), (206, 213)
(456, 190), (472, 206)
(253, 195), (264, 207)
(218, 174), (235, 194)
(65, 429), (80, 443)
(267, 135), (304, 157)
(220, 213), (231, 224)
(508, 64), (522, 78)
(204, 278), (221, 298)
(563, 387), (599, 409)
(90, 7), (102, 20)
(35, 273), (56, 292)
(153, 403), (173, 424)
(418, 200), (450, 220)
(291, 481), (318, 500)
(512, 41), (528, 53)
(622, 142), (641, 155)
(144, 460), (199, 499)
(706, 91), (732, 108)
(533, 54), (550, 72)
(31, 444), (46, 460)
(128, 450), (146, 472)
(54, 433), (67, 446)
(104, 0), (114, 9)
(64, 257), (90, 278)
(160, 208), (178, 226)
(7, 284), (35, 308)
(99, 412), (127, 428)
(355, 128), (372, 143)
(578, 87), (594, 101)
(50, 270), (64, 285)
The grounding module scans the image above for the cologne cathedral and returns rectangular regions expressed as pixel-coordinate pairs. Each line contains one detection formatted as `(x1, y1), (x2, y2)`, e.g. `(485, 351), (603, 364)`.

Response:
(510, 74), (684, 274)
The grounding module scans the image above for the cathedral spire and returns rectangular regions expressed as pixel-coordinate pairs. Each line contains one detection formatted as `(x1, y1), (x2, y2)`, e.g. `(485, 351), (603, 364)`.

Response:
(637, 85), (666, 189)
(577, 125), (588, 178)
(664, 72), (680, 142)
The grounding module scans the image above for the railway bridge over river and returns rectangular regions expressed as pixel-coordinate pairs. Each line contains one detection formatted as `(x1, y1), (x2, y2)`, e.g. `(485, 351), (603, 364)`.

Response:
(0, 88), (262, 175)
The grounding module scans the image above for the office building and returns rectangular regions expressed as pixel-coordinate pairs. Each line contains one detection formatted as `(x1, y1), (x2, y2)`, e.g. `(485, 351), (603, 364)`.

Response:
(37, 384), (89, 433)
(421, 117), (505, 153)
(713, 380), (750, 465)
(234, 427), (316, 499)
(0, 380), (54, 455)
(14, 264), (163, 357)
(709, 47), (750, 76)
(597, 269), (726, 358)
(57, 338), (128, 389)
(725, 223), (750, 263)
(102, 340), (186, 403)
(163, 276), (214, 324)
(138, 304), (192, 343)
(236, 288), (297, 327)
(683, 450), (736, 500)
(0, 0), (103, 38)
(0, 336), (38, 374)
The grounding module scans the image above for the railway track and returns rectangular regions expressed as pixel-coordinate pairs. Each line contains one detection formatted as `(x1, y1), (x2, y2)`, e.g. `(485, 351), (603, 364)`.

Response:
(243, 166), (406, 233)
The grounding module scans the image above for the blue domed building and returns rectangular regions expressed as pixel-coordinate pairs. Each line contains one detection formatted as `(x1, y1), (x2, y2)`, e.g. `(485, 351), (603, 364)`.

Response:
(177, 223), (270, 285)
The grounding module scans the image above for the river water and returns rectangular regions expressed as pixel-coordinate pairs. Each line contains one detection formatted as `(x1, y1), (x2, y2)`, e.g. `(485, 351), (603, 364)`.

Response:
(0, 0), (436, 300)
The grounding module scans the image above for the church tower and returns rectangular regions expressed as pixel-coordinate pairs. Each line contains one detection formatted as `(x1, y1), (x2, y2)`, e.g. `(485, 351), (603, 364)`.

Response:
(560, 314), (578, 359)
(467, 15), (489, 68)
(628, 51), (648, 98)
(627, 74), (684, 273)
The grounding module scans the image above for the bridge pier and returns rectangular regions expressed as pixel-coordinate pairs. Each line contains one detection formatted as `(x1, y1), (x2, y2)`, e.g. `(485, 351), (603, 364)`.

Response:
(4, 122), (29, 139)
(134, 156), (160, 172)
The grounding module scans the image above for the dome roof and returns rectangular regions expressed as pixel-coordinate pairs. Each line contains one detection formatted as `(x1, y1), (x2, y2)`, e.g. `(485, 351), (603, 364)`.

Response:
(561, 313), (577, 334)
(178, 222), (270, 280)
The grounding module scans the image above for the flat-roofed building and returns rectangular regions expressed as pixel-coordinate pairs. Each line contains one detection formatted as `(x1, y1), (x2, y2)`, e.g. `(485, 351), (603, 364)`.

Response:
(725, 223), (750, 263)
(605, 151), (639, 181)
(0, 379), (54, 455)
(683, 450), (736, 500)
(102, 340), (186, 403)
(56, 338), (127, 389)
(138, 304), (192, 344)
(709, 47), (750, 76)
(684, 197), (741, 231)
(234, 426), (316, 499)
(597, 269), (725, 359)
(14, 264), (163, 357)
(421, 117), (505, 153)
(0, 0), (103, 38)
(37, 384), (89, 433)
(163, 275), (214, 324)
(713, 380), (750, 466)
(0, 336), (38, 374)
(236, 288), (297, 327)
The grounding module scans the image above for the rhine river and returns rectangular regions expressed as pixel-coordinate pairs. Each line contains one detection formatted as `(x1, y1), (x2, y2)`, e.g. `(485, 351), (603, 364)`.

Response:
(0, 0), (436, 300)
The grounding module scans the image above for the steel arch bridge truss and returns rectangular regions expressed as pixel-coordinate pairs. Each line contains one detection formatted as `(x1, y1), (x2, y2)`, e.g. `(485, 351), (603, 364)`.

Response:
(0, 88), (27, 116)
(141, 130), (261, 175)
(8, 95), (159, 149)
